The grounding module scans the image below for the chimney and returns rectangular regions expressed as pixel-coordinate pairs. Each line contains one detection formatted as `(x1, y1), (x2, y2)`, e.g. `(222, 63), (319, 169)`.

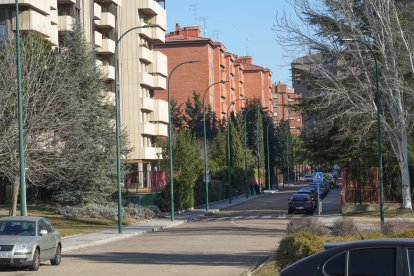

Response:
(175, 23), (181, 34)
(237, 56), (253, 65)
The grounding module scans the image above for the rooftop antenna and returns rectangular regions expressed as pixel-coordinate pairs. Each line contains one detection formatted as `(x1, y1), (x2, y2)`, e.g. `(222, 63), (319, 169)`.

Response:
(189, 4), (199, 25)
(199, 16), (208, 36)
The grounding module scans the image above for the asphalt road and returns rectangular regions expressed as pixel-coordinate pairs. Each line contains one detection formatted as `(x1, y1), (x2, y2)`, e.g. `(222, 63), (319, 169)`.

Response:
(1, 186), (303, 276)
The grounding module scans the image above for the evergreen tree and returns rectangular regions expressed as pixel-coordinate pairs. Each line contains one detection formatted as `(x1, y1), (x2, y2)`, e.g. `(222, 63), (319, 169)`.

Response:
(52, 22), (119, 205)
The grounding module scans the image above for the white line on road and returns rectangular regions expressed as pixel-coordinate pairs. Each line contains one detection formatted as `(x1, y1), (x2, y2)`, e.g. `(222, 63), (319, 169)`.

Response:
(262, 215), (272, 219)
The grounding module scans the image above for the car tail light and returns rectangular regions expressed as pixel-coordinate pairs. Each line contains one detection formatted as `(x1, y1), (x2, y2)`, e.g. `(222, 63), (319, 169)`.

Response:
(305, 201), (312, 205)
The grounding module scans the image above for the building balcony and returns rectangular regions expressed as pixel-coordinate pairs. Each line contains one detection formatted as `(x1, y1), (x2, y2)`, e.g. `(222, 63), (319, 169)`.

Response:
(93, 3), (102, 20)
(102, 64), (115, 80)
(152, 74), (166, 90)
(141, 97), (155, 112)
(138, 46), (152, 63)
(11, 9), (50, 37)
(94, 31), (103, 48)
(96, 59), (103, 68)
(143, 123), (167, 137)
(57, 0), (76, 4)
(94, 0), (120, 6)
(142, 72), (153, 88)
(3, 0), (51, 15)
(58, 15), (74, 31)
(149, 51), (167, 77)
(137, 25), (165, 44)
(152, 99), (168, 123)
(97, 38), (115, 54)
(140, 146), (158, 160)
(49, 9), (58, 25)
(95, 12), (115, 29)
(138, 0), (167, 29)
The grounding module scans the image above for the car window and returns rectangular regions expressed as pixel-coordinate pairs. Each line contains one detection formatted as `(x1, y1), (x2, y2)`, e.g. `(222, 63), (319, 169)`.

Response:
(38, 220), (48, 235)
(291, 194), (310, 201)
(324, 252), (345, 276)
(0, 221), (35, 236)
(41, 219), (53, 232)
(407, 249), (414, 276)
(348, 248), (396, 276)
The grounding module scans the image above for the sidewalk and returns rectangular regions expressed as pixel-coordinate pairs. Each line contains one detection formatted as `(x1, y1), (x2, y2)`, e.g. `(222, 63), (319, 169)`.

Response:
(62, 193), (265, 253)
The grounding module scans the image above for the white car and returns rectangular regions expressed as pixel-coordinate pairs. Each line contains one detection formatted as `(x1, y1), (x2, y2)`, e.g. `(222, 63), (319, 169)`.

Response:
(0, 216), (61, 271)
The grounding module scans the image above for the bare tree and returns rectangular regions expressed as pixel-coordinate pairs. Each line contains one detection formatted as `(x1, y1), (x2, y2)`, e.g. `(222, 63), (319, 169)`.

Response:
(275, 0), (414, 209)
(0, 35), (78, 214)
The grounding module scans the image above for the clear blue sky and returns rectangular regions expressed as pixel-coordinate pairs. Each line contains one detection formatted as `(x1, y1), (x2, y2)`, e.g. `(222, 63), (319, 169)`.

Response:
(165, 0), (304, 86)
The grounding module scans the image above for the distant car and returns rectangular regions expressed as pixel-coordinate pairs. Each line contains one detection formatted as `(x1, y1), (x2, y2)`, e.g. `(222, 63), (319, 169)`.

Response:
(308, 183), (327, 198)
(296, 188), (318, 209)
(0, 216), (61, 271)
(281, 238), (414, 276)
(288, 193), (314, 214)
(303, 175), (313, 182)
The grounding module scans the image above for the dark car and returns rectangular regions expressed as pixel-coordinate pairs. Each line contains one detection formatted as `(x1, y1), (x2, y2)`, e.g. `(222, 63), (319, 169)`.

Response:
(280, 238), (414, 276)
(308, 183), (328, 198)
(296, 188), (317, 209)
(288, 193), (314, 214)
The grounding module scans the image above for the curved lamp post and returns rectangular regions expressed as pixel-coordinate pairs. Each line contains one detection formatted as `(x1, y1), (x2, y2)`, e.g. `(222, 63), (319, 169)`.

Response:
(114, 24), (160, 233)
(167, 60), (199, 221)
(227, 98), (245, 203)
(202, 80), (227, 211)
(341, 38), (384, 226)
(15, 1), (26, 216)
(266, 121), (276, 191)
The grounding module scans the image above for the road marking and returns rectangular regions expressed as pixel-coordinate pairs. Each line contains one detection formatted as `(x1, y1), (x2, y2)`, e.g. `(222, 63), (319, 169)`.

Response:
(246, 215), (258, 219)
(233, 216), (243, 220)
(202, 217), (215, 221)
(262, 215), (272, 219)
(216, 217), (230, 220)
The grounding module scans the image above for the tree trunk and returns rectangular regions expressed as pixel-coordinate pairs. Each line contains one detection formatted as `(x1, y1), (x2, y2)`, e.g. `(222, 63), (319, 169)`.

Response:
(9, 176), (19, 216)
(398, 138), (412, 210)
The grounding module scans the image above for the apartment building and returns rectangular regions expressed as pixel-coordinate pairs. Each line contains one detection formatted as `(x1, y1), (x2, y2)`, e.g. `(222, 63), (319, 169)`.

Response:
(0, 0), (168, 192)
(272, 83), (302, 135)
(154, 24), (277, 120)
(236, 56), (273, 115)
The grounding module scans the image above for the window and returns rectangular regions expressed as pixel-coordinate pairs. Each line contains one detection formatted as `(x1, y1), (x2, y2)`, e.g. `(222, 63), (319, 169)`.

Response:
(323, 252), (345, 276)
(348, 248), (396, 276)
(41, 219), (53, 233)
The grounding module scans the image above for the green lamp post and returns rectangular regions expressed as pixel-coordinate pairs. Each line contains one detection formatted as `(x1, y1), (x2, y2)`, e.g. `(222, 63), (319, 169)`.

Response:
(227, 98), (245, 203)
(15, 1), (27, 216)
(341, 38), (384, 226)
(202, 80), (227, 211)
(167, 60), (199, 221)
(114, 24), (158, 233)
(266, 121), (276, 191)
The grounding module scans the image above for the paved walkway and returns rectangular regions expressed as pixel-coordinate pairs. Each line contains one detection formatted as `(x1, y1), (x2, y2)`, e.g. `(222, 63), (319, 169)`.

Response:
(62, 193), (264, 253)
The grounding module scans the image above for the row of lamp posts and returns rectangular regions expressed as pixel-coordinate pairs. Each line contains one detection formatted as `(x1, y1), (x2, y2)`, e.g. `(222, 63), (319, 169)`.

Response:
(13, 7), (384, 231)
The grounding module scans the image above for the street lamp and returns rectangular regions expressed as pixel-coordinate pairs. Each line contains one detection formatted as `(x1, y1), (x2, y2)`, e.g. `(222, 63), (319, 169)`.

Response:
(15, 1), (27, 216)
(227, 98), (245, 203)
(114, 24), (158, 233)
(341, 38), (384, 226)
(266, 121), (276, 191)
(202, 80), (227, 211)
(167, 60), (199, 221)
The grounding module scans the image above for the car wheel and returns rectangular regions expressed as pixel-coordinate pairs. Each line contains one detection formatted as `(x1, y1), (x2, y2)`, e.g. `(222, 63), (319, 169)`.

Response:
(50, 244), (62, 265)
(30, 248), (40, 271)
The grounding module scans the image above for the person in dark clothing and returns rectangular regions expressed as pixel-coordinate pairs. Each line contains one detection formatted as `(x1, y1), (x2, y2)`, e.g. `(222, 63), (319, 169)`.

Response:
(254, 182), (260, 195)
(249, 180), (254, 195)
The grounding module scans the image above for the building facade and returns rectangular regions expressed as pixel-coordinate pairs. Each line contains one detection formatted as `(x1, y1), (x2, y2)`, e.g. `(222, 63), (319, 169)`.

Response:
(154, 24), (276, 120)
(272, 83), (302, 135)
(0, 0), (168, 192)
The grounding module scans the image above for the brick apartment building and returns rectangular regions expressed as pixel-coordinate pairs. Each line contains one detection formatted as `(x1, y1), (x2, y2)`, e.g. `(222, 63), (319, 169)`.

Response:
(272, 83), (302, 135)
(154, 24), (274, 119)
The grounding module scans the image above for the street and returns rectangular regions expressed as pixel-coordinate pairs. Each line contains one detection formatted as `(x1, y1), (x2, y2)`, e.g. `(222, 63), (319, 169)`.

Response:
(1, 188), (302, 276)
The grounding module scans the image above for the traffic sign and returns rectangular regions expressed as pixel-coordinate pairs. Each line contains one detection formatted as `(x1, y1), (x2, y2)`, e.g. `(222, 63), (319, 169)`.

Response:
(312, 172), (323, 183)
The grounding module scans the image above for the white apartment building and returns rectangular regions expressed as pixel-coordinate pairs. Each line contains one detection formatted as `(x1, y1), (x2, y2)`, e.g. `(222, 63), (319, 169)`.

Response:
(0, 0), (168, 192)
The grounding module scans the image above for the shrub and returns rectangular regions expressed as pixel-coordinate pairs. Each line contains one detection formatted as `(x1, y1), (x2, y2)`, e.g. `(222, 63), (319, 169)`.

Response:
(275, 232), (324, 270)
(287, 217), (330, 236)
(382, 219), (414, 235)
(331, 217), (358, 236)
(390, 228), (414, 238)
(57, 204), (157, 221)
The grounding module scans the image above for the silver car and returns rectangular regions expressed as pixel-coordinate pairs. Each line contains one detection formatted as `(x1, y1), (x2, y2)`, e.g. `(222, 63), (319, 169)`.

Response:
(0, 216), (61, 271)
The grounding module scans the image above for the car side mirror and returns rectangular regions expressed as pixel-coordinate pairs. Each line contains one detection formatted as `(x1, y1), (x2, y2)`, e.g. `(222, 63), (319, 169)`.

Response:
(39, 229), (48, 236)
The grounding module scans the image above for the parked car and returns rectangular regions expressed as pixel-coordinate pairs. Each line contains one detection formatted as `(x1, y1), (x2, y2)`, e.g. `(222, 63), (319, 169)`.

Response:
(303, 174), (313, 182)
(288, 193), (314, 214)
(0, 216), (61, 271)
(281, 238), (414, 276)
(296, 188), (318, 209)
(308, 183), (328, 198)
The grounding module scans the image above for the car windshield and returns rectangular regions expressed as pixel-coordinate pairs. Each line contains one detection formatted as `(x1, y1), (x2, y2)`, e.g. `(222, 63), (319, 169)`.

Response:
(0, 220), (36, 236)
(291, 194), (310, 201)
